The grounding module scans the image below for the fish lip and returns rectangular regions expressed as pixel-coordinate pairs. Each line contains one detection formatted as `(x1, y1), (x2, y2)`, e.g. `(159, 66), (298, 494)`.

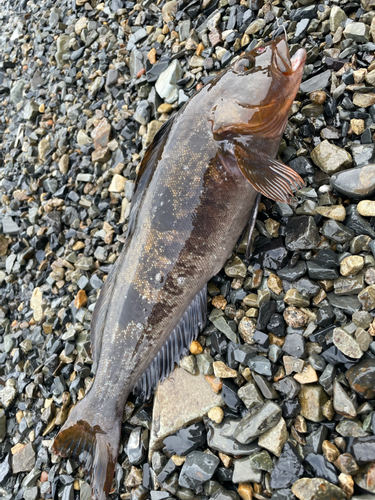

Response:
(290, 48), (307, 72)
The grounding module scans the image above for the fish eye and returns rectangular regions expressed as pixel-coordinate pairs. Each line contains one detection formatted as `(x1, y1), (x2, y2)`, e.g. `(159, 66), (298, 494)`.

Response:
(234, 58), (254, 73)
(255, 46), (266, 54)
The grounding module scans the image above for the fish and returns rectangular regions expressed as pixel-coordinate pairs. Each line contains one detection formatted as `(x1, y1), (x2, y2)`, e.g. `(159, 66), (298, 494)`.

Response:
(52, 35), (306, 500)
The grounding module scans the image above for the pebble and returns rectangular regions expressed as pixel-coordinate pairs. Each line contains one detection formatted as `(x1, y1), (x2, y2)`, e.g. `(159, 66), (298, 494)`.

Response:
(357, 200), (375, 216)
(292, 478), (346, 500)
(257, 417), (288, 457)
(346, 359), (375, 399)
(340, 255), (364, 276)
(178, 451), (219, 489)
(311, 140), (352, 174)
(234, 401), (282, 444)
(314, 205), (346, 221)
(207, 407), (224, 424)
(298, 383), (329, 422)
(270, 442), (304, 489)
(213, 361), (237, 378)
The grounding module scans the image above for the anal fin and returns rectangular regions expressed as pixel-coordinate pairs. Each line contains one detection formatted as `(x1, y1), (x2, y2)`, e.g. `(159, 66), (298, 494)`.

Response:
(133, 285), (207, 402)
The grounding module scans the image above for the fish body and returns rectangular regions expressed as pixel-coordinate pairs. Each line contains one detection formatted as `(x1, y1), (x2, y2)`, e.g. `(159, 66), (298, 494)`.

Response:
(53, 36), (306, 500)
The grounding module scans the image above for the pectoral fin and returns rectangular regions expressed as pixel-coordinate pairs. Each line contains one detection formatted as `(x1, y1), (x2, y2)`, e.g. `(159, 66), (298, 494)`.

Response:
(233, 145), (305, 204)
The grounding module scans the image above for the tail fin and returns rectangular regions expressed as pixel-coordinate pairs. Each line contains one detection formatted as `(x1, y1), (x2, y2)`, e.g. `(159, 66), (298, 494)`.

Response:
(52, 417), (120, 500)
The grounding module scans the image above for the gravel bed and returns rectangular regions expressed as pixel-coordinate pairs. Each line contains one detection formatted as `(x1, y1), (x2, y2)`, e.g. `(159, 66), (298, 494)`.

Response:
(0, 0), (375, 500)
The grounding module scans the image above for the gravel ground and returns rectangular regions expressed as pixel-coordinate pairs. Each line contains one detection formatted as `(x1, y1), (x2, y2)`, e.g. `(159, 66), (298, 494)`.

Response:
(0, 0), (375, 500)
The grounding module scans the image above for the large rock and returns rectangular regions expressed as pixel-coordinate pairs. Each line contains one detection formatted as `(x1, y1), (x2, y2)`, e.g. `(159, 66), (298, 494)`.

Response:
(155, 59), (183, 103)
(149, 367), (223, 456)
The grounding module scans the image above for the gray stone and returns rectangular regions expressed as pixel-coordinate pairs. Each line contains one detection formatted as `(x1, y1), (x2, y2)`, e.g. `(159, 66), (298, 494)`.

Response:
(300, 70), (331, 93)
(12, 443), (35, 473)
(55, 35), (70, 69)
(285, 216), (320, 250)
(232, 456), (263, 483)
(178, 451), (219, 489)
(2, 215), (20, 235)
(134, 100), (151, 125)
(206, 418), (260, 456)
(10, 80), (25, 105)
(24, 101), (39, 121)
(321, 220), (355, 243)
(332, 328), (363, 359)
(237, 379), (264, 409)
(234, 401), (282, 444)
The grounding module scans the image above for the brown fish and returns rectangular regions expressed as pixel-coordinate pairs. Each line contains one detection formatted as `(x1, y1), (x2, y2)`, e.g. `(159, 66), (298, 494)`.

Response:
(52, 36), (306, 499)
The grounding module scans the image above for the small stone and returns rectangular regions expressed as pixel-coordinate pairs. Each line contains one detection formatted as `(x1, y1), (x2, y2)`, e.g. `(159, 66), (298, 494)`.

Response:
(357, 200), (375, 217)
(283, 307), (309, 328)
(270, 442), (304, 489)
(294, 365), (318, 384)
(322, 440), (340, 463)
(311, 140), (352, 174)
(358, 285), (375, 311)
(30, 287), (43, 322)
(338, 473), (354, 498)
(353, 92), (375, 108)
(237, 483), (253, 500)
(77, 130), (91, 146)
(333, 379), (357, 418)
(59, 154), (69, 175)
(346, 359), (375, 399)
(12, 443), (35, 473)
(224, 256), (247, 278)
(292, 478), (345, 500)
(344, 22), (370, 43)
(178, 450), (219, 489)
(331, 164), (375, 199)
(298, 383), (329, 422)
(232, 456), (262, 483)
(314, 205), (346, 221)
(285, 216), (320, 250)
(330, 6), (347, 32)
(238, 317), (256, 344)
(237, 379), (264, 410)
(213, 361), (237, 378)
(91, 118), (111, 149)
(267, 274), (283, 295)
(74, 290), (87, 309)
(108, 174), (126, 193)
(340, 255), (364, 276)
(351, 119), (365, 135)
(284, 289), (310, 307)
(155, 60), (183, 104)
(332, 327), (363, 359)
(75, 16), (88, 35)
(258, 417), (288, 457)
(207, 407), (224, 424)
(234, 401), (282, 444)
(180, 355), (197, 375)
(310, 90), (327, 105)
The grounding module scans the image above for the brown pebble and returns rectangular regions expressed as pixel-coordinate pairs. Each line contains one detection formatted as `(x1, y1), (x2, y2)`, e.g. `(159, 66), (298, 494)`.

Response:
(189, 340), (203, 355)
(268, 333), (285, 347)
(205, 374), (223, 393)
(338, 473), (354, 498)
(294, 364), (318, 384)
(238, 483), (253, 500)
(40, 471), (49, 483)
(310, 90), (326, 104)
(219, 452), (233, 468)
(322, 440), (340, 462)
(74, 290), (87, 309)
(136, 68), (146, 78)
(283, 306), (309, 327)
(211, 295), (227, 310)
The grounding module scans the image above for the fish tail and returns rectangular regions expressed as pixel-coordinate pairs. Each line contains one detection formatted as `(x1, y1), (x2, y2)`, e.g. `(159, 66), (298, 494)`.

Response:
(52, 402), (120, 500)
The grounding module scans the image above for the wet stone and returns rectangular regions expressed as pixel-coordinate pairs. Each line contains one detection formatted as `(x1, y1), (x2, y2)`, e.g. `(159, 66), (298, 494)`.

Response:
(336, 419), (369, 438)
(352, 436), (375, 463)
(234, 401), (282, 444)
(285, 216), (320, 251)
(332, 327), (363, 359)
(232, 455), (262, 483)
(321, 220), (355, 243)
(311, 140), (352, 174)
(270, 442), (304, 489)
(178, 450), (219, 489)
(163, 422), (206, 456)
(333, 379), (357, 418)
(304, 453), (339, 484)
(274, 377), (301, 398)
(282, 333), (305, 358)
(237, 379), (264, 409)
(346, 359), (375, 399)
(126, 427), (147, 465)
(205, 418), (260, 456)
(330, 164), (375, 199)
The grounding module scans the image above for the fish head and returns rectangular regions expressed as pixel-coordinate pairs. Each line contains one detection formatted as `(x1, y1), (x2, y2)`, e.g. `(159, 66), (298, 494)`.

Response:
(210, 36), (306, 141)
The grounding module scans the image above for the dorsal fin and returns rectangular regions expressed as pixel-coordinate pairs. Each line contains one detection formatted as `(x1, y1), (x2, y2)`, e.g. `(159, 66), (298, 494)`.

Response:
(132, 285), (207, 403)
(89, 115), (177, 370)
